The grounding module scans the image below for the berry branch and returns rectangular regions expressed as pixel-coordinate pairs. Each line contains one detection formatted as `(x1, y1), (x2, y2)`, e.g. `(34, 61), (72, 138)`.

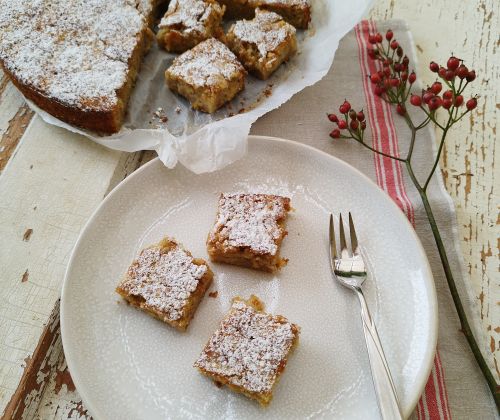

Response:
(327, 29), (499, 410)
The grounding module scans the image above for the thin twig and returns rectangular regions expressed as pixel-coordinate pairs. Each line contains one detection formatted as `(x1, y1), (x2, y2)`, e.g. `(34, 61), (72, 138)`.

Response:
(354, 139), (406, 162)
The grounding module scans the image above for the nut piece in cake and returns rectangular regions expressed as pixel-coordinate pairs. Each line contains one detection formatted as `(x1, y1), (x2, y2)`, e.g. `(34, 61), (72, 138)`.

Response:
(218, 0), (311, 29)
(207, 193), (291, 272)
(194, 295), (300, 406)
(116, 237), (213, 331)
(157, 0), (226, 53)
(226, 9), (297, 80)
(165, 38), (246, 113)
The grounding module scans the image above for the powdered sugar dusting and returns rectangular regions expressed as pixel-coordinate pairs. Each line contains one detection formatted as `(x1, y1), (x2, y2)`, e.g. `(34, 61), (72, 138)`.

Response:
(0, 0), (153, 111)
(209, 193), (290, 255)
(160, 0), (224, 35)
(232, 9), (296, 59)
(120, 245), (207, 321)
(167, 38), (245, 88)
(194, 299), (298, 393)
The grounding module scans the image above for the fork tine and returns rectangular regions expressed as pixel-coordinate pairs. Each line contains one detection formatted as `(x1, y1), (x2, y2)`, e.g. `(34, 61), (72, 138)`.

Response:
(349, 212), (359, 254)
(338, 213), (348, 254)
(329, 214), (337, 259)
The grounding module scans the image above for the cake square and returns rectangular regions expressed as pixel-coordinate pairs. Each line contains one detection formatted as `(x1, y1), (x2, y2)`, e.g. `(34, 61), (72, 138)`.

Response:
(116, 237), (213, 331)
(206, 193), (291, 272)
(165, 38), (246, 113)
(194, 295), (300, 406)
(226, 9), (297, 80)
(218, 0), (311, 29)
(157, 0), (226, 53)
(257, 0), (311, 29)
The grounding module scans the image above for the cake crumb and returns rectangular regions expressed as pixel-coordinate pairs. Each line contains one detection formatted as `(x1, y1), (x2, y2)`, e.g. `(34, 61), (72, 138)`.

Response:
(151, 107), (169, 128)
(208, 291), (218, 298)
(23, 228), (33, 241)
(21, 269), (29, 283)
(263, 84), (273, 97)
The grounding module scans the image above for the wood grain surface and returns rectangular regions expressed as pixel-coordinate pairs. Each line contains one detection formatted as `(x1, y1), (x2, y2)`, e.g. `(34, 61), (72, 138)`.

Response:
(0, 0), (497, 416)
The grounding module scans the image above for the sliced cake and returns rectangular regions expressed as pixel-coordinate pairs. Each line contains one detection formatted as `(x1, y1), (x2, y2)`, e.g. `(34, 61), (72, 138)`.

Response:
(157, 0), (226, 53)
(194, 295), (300, 406)
(226, 9), (297, 80)
(165, 38), (246, 113)
(116, 236), (213, 331)
(207, 193), (291, 272)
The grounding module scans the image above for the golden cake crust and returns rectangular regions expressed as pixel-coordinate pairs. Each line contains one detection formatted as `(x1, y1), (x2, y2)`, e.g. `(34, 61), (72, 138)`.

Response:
(194, 295), (300, 406)
(116, 237), (213, 331)
(0, 0), (159, 134)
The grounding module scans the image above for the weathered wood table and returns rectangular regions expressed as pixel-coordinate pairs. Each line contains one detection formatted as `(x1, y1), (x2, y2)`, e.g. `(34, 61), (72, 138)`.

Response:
(0, 0), (497, 418)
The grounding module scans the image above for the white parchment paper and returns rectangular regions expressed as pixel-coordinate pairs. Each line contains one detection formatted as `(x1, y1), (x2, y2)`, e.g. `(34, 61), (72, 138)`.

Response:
(28, 0), (373, 173)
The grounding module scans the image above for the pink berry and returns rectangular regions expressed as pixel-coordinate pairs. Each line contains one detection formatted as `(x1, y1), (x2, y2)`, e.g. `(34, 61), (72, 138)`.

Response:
(338, 120), (348, 129)
(390, 78), (400, 87)
(349, 109), (357, 120)
(431, 81), (442, 94)
(410, 94), (422, 106)
(330, 129), (341, 139)
(454, 95), (464, 107)
(423, 91), (434, 104)
(375, 33), (383, 43)
(390, 40), (399, 50)
(370, 73), (381, 84)
(361, 121), (367, 130)
(447, 56), (460, 71)
(444, 70), (455, 81)
(374, 86), (385, 96)
(357, 111), (365, 121)
(428, 96), (443, 110)
(438, 67), (447, 78)
(367, 48), (378, 59)
(443, 90), (453, 100)
(350, 120), (359, 130)
(456, 65), (469, 79)
(466, 97), (477, 110)
(396, 104), (406, 115)
(339, 100), (351, 114)
(429, 61), (439, 72)
(328, 114), (338, 123)
(386, 29), (394, 41)
(442, 99), (453, 109)
(408, 71), (416, 84)
(466, 70), (476, 82)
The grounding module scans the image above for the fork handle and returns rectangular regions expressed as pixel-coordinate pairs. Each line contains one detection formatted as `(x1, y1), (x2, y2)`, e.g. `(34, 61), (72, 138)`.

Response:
(355, 288), (404, 420)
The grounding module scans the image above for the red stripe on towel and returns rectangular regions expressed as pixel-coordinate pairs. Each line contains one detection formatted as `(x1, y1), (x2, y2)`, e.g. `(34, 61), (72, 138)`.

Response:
(354, 20), (451, 420)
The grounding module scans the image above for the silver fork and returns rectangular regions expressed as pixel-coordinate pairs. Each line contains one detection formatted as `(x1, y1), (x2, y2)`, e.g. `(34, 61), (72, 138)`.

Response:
(329, 213), (403, 420)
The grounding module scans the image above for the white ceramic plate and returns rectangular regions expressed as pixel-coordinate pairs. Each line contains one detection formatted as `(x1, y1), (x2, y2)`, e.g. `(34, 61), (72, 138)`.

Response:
(61, 136), (437, 419)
